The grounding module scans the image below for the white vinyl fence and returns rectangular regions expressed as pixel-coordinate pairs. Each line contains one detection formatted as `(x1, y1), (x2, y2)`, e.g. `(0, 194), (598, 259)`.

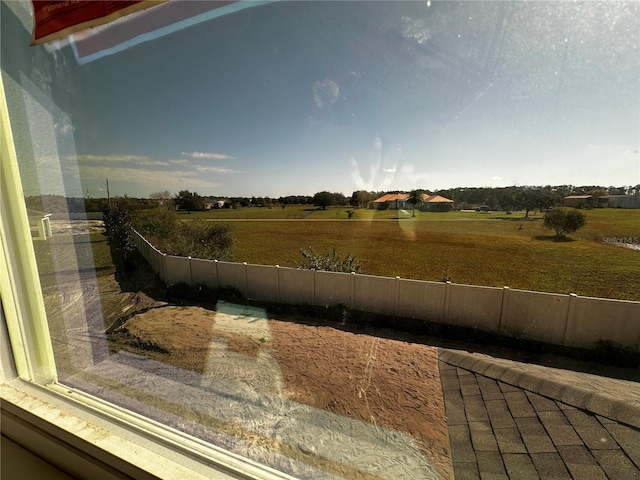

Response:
(132, 231), (640, 351)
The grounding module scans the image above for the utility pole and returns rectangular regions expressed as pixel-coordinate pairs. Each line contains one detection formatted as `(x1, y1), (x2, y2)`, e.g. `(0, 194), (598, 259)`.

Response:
(106, 179), (111, 209)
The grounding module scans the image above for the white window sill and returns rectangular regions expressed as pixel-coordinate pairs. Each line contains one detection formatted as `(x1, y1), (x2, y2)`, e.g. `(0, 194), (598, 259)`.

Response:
(1, 379), (295, 480)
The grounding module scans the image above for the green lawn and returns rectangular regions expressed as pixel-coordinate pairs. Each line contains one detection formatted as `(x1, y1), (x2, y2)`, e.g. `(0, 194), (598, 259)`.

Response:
(184, 205), (314, 220)
(225, 209), (640, 301)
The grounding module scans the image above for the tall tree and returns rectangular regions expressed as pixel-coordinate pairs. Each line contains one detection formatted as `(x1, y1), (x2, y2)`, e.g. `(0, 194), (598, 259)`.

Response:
(350, 190), (375, 208)
(150, 190), (174, 209)
(407, 190), (424, 217)
(497, 187), (521, 213)
(333, 192), (348, 206)
(174, 190), (203, 213)
(587, 188), (608, 208)
(520, 188), (554, 217)
(312, 191), (335, 210)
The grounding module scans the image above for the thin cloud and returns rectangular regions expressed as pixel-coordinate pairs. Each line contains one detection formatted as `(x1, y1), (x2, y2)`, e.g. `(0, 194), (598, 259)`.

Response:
(181, 151), (236, 160)
(75, 154), (172, 167)
(194, 165), (237, 174)
(75, 154), (152, 163)
(137, 159), (170, 166)
(79, 164), (221, 190)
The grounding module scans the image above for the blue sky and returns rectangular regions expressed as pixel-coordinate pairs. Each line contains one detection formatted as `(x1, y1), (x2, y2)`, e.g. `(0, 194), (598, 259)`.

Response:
(43, 1), (640, 198)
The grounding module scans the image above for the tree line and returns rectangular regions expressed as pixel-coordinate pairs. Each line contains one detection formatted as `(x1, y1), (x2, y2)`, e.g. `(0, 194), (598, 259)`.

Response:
(166, 185), (640, 214)
(25, 184), (639, 214)
(437, 185), (639, 213)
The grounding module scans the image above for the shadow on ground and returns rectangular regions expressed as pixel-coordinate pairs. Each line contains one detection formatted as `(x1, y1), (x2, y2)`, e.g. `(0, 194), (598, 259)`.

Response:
(533, 235), (576, 242)
(258, 302), (640, 383)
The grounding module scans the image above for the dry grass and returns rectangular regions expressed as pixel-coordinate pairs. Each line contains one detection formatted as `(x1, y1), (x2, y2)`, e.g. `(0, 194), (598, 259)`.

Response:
(229, 209), (640, 301)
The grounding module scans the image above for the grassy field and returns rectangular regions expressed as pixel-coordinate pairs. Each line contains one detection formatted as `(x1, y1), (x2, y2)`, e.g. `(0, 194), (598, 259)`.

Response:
(32, 209), (639, 303)
(183, 205), (314, 220)
(185, 205), (495, 221)
(183, 205), (464, 220)
(218, 208), (640, 301)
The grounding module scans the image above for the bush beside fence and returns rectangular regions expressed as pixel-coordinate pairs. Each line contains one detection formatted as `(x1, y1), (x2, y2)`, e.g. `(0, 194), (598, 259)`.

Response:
(132, 230), (640, 351)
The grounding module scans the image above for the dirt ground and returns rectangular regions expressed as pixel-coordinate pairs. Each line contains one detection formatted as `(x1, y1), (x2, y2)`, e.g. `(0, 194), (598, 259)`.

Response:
(39, 225), (452, 478)
(110, 305), (453, 479)
(49, 219), (106, 236)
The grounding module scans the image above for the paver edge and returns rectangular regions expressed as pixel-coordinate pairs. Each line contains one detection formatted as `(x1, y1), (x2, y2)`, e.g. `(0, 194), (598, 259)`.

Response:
(437, 348), (640, 429)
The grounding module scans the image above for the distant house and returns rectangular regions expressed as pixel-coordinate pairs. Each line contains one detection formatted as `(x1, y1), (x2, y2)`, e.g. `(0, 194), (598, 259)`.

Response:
(204, 199), (231, 210)
(599, 195), (640, 209)
(563, 195), (594, 208)
(421, 194), (455, 211)
(373, 193), (409, 210)
(372, 192), (454, 211)
(563, 194), (640, 209)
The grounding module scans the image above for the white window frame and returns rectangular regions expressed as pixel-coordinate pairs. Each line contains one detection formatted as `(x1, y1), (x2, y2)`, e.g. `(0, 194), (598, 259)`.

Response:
(0, 67), (296, 480)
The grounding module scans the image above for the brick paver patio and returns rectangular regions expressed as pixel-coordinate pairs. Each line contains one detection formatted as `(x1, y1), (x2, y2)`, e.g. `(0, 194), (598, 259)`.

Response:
(439, 349), (640, 479)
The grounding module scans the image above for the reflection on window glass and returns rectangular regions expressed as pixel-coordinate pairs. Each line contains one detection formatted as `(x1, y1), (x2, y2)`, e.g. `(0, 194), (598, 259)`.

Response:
(2, 0), (639, 478)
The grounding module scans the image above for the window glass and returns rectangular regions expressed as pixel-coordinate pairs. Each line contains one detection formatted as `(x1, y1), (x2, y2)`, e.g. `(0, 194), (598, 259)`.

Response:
(2, 1), (639, 479)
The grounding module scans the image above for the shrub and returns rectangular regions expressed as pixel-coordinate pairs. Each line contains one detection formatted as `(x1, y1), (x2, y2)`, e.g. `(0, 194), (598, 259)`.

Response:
(298, 247), (363, 273)
(133, 208), (177, 239)
(543, 207), (586, 238)
(103, 201), (135, 261)
(165, 221), (234, 260)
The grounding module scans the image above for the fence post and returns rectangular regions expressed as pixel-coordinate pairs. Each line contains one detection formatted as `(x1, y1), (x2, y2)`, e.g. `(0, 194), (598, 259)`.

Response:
(188, 256), (193, 286)
(243, 262), (248, 297)
(214, 260), (219, 289)
(162, 253), (167, 283)
(312, 270), (316, 305)
(444, 281), (452, 322)
(350, 272), (356, 308)
(562, 293), (578, 346)
(275, 265), (281, 302)
(394, 276), (401, 316)
(499, 286), (510, 333)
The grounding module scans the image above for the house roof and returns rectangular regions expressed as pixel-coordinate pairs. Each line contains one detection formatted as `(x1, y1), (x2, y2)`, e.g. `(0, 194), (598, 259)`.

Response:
(422, 194), (454, 203)
(373, 193), (409, 203)
(564, 195), (592, 199)
(373, 193), (455, 204)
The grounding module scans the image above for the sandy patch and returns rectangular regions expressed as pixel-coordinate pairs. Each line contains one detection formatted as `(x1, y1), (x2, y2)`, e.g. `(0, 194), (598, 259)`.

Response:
(111, 305), (453, 479)
(49, 220), (105, 236)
